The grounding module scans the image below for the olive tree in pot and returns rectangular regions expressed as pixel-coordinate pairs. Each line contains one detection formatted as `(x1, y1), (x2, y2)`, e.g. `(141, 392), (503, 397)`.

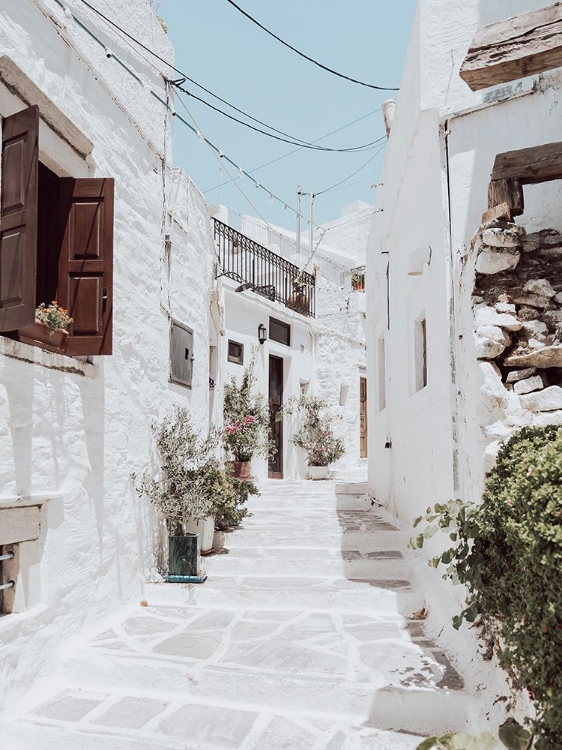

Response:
(135, 406), (232, 580)
(280, 395), (345, 479)
(223, 354), (274, 479)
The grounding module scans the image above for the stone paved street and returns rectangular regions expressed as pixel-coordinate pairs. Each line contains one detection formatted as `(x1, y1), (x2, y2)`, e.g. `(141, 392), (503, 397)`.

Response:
(6, 481), (469, 749)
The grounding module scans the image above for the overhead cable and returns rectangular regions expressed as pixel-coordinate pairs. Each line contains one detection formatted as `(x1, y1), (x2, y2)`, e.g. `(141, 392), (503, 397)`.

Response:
(203, 108), (384, 194)
(316, 141), (387, 196)
(76, 0), (381, 150)
(173, 84), (381, 152)
(224, 0), (399, 91)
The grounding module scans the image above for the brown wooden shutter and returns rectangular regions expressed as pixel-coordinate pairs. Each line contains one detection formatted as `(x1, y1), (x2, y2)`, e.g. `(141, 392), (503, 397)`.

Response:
(58, 178), (114, 355)
(0, 106), (39, 331)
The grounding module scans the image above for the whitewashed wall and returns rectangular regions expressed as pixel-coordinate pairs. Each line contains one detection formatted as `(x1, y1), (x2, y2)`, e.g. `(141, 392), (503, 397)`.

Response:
(365, 0), (562, 731)
(0, 0), (215, 723)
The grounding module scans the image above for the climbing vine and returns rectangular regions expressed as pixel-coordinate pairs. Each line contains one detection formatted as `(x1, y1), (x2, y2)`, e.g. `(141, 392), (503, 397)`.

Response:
(410, 426), (562, 749)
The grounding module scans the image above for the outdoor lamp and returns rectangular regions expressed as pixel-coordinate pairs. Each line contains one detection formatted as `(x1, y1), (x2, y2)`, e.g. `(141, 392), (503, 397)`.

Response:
(235, 281), (253, 293)
(258, 324), (267, 345)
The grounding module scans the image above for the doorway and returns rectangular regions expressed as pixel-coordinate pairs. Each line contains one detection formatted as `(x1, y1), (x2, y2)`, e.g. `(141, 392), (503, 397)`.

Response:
(360, 376), (368, 458)
(268, 355), (284, 478)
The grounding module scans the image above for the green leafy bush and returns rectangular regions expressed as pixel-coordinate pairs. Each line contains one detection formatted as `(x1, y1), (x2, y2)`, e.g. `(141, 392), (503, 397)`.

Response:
(214, 477), (259, 530)
(280, 394), (345, 467)
(411, 426), (562, 748)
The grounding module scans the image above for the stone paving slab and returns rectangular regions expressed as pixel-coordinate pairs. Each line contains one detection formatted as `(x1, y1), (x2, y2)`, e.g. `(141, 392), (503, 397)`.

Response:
(6, 481), (471, 747)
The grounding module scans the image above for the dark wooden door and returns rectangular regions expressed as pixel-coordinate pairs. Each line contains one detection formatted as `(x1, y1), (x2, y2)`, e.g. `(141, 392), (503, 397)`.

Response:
(268, 355), (284, 478)
(360, 376), (368, 458)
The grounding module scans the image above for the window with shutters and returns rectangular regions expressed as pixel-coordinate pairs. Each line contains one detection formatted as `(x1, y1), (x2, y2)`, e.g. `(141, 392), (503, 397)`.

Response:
(0, 105), (114, 356)
(269, 317), (291, 346)
(227, 340), (244, 365)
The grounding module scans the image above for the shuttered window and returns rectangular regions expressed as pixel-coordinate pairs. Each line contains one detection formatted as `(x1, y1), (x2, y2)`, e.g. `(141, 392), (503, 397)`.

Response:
(0, 105), (114, 356)
(0, 106), (39, 331)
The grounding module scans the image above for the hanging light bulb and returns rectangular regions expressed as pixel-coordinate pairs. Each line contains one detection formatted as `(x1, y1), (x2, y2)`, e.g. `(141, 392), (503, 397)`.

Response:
(255, 182), (260, 189)
(238, 167), (245, 178)
(269, 194), (275, 204)
(196, 131), (204, 143)
(284, 204), (288, 210)
(219, 151), (224, 159)
(63, 6), (72, 18)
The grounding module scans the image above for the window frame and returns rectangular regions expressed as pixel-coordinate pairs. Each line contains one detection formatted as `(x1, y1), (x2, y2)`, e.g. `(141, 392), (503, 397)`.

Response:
(269, 316), (291, 347)
(169, 320), (195, 389)
(227, 339), (244, 365)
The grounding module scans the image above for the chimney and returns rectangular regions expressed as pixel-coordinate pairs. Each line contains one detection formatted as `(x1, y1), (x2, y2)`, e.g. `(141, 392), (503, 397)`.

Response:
(381, 99), (396, 138)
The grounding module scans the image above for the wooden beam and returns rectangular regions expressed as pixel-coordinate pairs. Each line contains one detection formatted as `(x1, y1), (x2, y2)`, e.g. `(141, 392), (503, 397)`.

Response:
(460, 2), (562, 91)
(492, 142), (562, 184)
(488, 179), (524, 217)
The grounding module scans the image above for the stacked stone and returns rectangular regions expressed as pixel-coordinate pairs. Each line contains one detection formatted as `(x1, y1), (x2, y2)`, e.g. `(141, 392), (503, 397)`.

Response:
(471, 224), (562, 470)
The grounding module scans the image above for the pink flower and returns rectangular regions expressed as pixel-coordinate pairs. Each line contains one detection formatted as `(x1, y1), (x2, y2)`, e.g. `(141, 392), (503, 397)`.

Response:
(321, 447), (325, 452)
(245, 415), (256, 424)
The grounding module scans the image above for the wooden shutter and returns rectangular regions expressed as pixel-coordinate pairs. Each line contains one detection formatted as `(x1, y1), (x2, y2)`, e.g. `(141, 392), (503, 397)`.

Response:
(58, 178), (114, 355)
(0, 106), (39, 331)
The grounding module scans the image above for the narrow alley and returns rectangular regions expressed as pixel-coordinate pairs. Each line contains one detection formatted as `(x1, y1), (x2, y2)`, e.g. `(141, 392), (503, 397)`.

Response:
(6, 482), (467, 750)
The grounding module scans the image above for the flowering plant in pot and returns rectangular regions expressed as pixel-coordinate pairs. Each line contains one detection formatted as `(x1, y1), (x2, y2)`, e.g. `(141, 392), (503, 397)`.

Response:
(21, 301), (73, 349)
(223, 354), (274, 478)
(134, 406), (231, 577)
(280, 395), (345, 479)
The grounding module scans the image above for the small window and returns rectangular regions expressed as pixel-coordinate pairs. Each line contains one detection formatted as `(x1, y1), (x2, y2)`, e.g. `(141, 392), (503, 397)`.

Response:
(170, 321), (194, 388)
(269, 317), (291, 346)
(227, 340), (244, 365)
(414, 316), (428, 392)
(377, 336), (386, 412)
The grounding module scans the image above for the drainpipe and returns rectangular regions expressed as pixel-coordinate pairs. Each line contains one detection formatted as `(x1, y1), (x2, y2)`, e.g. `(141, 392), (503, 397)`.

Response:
(381, 100), (396, 138)
(440, 118), (461, 497)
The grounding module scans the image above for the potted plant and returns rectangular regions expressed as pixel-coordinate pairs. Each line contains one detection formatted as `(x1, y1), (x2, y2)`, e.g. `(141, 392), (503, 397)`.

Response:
(281, 395), (345, 479)
(134, 407), (227, 579)
(20, 301), (73, 349)
(223, 354), (274, 479)
(212, 477), (259, 549)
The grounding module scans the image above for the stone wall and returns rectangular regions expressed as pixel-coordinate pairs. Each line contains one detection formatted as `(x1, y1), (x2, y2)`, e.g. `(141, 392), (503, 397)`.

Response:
(471, 221), (562, 470)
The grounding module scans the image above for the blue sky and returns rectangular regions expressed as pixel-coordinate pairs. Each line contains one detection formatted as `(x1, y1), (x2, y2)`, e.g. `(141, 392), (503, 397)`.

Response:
(160, 0), (416, 227)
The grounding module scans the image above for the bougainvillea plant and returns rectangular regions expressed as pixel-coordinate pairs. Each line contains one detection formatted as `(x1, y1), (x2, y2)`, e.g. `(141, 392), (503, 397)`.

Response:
(223, 353), (273, 462)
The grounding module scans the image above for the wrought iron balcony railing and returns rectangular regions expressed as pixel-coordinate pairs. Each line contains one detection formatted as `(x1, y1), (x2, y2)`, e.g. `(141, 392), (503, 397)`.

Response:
(213, 218), (316, 318)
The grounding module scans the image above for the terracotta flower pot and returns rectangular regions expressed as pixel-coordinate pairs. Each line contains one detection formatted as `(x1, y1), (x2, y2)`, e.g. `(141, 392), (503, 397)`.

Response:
(228, 460), (253, 480)
(19, 321), (67, 350)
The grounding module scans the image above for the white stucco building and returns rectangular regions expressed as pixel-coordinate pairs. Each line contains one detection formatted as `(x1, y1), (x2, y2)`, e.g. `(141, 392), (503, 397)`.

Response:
(0, 0), (219, 724)
(366, 0), (562, 721)
(212, 202), (370, 480)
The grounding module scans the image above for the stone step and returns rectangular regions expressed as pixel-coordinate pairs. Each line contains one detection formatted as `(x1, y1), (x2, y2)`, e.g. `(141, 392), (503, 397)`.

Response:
(201, 549), (411, 580)
(253, 494), (375, 511)
(144, 578), (423, 615)
(6, 690), (425, 750)
(223, 531), (411, 551)
(61, 649), (469, 737)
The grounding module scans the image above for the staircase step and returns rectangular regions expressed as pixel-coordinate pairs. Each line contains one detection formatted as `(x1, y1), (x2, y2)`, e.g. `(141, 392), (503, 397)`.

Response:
(144, 578), (423, 615)
(6, 690), (426, 750)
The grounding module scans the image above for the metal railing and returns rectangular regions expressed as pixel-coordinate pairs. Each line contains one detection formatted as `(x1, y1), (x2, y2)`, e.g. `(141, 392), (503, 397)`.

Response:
(213, 219), (316, 317)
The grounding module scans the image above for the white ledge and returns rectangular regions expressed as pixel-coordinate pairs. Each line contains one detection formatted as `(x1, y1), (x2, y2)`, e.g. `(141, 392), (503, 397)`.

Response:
(0, 337), (99, 378)
(0, 493), (63, 509)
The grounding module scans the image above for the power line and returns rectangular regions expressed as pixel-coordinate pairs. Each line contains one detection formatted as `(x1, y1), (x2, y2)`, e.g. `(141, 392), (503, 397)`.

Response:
(224, 0), (399, 92)
(203, 108), (384, 194)
(76, 0), (380, 151)
(173, 83), (381, 152)
(316, 141), (387, 196)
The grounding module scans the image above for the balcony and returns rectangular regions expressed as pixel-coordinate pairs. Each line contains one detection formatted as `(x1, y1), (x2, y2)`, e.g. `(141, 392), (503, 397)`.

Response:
(213, 218), (316, 318)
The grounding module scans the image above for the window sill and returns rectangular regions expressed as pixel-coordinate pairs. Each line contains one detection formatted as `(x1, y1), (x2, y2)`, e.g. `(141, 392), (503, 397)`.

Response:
(0, 336), (98, 378)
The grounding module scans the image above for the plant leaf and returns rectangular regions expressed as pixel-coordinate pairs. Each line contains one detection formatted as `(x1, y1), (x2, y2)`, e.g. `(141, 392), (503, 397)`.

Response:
(498, 724), (532, 750)
(416, 738), (439, 750)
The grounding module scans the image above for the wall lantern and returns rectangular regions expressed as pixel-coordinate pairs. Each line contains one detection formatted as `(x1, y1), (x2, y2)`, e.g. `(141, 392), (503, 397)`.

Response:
(258, 324), (268, 345)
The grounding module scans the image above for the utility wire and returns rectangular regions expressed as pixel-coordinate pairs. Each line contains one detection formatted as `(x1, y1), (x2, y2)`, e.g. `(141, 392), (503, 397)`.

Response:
(224, 0), (399, 91)
(316, 141), (387, 196)
(174, 84), (380, 152)
(77, 0), (381, 151)
(203, 108), (384, 194)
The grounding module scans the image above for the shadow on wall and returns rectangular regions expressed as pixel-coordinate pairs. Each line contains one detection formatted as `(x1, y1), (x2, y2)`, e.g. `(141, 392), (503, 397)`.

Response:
(335, 484), (467, 739)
